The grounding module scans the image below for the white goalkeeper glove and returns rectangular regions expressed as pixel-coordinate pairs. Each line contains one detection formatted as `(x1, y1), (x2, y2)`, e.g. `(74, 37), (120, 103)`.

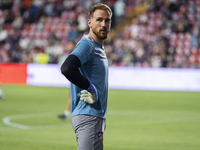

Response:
(80, 83), (98, 104)
(80, 90), (96, 104)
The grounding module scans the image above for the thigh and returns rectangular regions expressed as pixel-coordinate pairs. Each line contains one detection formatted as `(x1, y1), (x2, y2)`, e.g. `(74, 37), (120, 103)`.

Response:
(72, 115), (106, 150)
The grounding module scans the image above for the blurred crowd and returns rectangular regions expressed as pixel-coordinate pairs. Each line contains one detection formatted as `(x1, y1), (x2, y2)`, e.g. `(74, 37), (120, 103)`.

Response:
(0, 0), (200, 68)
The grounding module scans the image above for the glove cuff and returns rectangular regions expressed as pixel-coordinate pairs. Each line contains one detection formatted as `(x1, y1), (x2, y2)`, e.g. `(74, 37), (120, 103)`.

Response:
(87, 83), (96, 93)
(87, 83), (98, 101)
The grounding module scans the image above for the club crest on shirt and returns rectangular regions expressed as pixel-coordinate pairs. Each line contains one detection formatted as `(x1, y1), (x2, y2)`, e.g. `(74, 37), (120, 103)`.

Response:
(98, 132), (103, 140)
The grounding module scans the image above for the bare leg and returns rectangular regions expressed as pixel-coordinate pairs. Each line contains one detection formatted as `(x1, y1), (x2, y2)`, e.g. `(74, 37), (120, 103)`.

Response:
(58, 92), (71, 120)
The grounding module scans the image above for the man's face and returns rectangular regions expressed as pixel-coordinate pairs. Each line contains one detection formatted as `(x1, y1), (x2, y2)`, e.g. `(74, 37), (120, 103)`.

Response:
(88, 9), (111, 40)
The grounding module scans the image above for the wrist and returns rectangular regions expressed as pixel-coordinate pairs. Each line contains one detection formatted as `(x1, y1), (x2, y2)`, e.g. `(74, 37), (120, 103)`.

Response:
(87, 83), (96, 93)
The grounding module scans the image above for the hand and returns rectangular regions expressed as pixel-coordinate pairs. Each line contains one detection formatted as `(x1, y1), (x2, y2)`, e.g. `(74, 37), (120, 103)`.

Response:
(80, 90), (96, 104)
(80, 83), (98, 104)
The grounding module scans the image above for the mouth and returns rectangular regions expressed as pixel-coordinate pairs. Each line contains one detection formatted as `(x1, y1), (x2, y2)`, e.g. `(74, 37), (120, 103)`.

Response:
(100, 30), (107, 34)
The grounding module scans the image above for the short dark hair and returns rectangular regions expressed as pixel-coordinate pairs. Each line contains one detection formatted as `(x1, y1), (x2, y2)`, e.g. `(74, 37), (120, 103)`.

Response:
(89, 3), (112, 19)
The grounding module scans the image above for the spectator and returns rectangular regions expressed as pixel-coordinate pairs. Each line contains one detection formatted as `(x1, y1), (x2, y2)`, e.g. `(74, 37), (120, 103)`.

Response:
(35, 47), (50, 64)
(114, 0), (126, 27)
(77, 12), (88, 34)
(12, 12), (23, 29)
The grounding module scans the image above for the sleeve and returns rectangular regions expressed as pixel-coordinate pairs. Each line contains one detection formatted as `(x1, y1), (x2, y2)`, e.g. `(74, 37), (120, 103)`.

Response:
(61, 55), (90, 89)
(70, 37), (93, 65)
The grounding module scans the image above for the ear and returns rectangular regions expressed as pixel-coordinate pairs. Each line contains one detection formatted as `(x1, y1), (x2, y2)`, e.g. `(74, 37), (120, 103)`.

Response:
(88, 19), (92, 28)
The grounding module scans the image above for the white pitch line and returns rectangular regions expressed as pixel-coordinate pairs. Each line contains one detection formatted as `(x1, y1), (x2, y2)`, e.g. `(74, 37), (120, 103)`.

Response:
(2, 116), (29, 129)
(2, 112), (67, 130)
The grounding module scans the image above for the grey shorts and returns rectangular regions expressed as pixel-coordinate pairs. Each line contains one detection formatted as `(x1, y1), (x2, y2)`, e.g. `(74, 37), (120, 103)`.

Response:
(72, 115), (106, 150)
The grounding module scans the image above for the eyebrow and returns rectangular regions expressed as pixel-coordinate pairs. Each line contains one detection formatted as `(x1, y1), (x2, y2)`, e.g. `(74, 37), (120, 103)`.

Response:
(96, 17), (111, 21)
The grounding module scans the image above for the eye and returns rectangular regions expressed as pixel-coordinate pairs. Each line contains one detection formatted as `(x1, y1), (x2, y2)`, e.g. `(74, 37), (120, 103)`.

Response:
(97, 18), (103, 22)
(105, 19), (110, 23)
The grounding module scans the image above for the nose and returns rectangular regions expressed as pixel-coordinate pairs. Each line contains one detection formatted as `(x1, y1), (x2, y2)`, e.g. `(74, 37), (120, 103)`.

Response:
(101, 20), (106, 27)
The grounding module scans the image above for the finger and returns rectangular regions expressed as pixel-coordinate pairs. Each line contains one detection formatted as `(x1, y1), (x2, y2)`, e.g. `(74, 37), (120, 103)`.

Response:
(80, 97), (85, 101)
(81, 90), (89, 94)
(81, 94), (91, 98)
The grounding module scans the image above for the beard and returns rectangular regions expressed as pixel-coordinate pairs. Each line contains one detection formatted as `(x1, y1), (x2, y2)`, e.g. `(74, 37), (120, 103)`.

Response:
(92, 27), (109, 40)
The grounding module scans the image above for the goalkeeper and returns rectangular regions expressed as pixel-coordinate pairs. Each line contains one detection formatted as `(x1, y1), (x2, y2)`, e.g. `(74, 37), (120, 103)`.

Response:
(61, 3), (112, 150)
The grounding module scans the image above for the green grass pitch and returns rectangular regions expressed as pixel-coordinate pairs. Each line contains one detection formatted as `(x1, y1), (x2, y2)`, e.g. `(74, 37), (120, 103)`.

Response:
(0, 85), (200, 150)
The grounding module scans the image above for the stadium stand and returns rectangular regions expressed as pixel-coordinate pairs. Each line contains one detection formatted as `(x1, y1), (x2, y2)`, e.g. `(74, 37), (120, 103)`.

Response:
(0, 0), (200, 68)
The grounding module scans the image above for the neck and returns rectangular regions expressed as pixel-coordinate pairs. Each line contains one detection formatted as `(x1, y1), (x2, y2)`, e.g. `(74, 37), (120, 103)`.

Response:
(88, 32), (104, 45)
